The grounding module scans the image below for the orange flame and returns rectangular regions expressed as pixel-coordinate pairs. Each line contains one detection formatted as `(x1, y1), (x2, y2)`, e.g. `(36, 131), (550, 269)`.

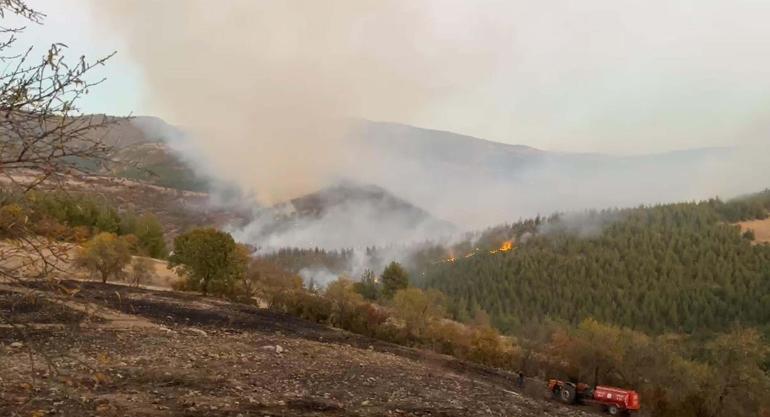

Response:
(437, 242), (514, 263)
(489, 240), (515, 254)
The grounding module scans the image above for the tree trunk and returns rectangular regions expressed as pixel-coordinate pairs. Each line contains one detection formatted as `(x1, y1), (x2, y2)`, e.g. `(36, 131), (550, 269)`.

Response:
(520, 349), (532, 374)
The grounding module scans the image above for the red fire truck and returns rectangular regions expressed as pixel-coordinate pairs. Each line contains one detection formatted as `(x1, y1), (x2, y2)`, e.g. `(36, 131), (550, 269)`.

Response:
(547, 379), (640, 416)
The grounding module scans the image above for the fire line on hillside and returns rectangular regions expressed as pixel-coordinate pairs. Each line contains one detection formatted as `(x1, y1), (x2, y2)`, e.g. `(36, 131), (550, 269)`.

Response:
(436, 240), (515, 264)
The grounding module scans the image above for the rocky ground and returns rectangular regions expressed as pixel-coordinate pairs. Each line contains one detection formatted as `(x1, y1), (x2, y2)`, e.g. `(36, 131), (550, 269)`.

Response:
(0, 281), (597, 417)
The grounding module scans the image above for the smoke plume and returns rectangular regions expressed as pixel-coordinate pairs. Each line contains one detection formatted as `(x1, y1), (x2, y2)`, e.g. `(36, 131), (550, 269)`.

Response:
(89, 0), (507, 205)
(90, 1), (770, 248)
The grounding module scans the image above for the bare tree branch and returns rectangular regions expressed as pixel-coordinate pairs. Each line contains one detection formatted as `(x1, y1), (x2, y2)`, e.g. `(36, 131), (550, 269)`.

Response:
(0, 1), (123, 391)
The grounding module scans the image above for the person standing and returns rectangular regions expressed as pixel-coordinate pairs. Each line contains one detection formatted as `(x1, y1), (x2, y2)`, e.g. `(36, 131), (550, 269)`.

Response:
(516, 371), (525, 388)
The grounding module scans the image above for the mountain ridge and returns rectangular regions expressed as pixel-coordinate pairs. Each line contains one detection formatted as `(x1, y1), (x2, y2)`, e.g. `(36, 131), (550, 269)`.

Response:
(90, 115), (760, 240)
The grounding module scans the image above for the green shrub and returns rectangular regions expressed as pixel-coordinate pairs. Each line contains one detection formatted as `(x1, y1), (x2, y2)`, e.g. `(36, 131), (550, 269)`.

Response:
(0, 203), (26, 238)
(168, 228), (247, 296)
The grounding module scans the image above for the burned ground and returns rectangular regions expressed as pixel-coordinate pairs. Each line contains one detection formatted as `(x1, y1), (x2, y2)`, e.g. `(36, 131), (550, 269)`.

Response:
(1, 281), (595, 417)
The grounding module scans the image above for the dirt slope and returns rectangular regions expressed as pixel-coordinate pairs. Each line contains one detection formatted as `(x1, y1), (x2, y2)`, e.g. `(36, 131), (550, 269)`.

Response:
(737, 217), (770, 244)
(0, 281), (595, 417)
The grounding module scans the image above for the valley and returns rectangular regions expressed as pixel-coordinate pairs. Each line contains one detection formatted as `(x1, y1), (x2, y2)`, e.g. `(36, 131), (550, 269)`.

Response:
(2, 2), (770, 416)
(92, 116), (765, 236)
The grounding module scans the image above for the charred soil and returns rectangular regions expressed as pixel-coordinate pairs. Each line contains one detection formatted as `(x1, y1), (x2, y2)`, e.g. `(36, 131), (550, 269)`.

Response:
(0, 281), (594, 417)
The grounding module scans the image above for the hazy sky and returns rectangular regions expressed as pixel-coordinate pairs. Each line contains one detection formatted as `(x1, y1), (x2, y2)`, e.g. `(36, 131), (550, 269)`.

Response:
(13, 0), (770, 154)
(4, 1), (143, 116)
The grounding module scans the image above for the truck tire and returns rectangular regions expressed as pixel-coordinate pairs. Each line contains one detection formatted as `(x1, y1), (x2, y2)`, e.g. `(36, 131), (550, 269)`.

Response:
(607, 405), (621, 416)
(560, 385), (576, 404)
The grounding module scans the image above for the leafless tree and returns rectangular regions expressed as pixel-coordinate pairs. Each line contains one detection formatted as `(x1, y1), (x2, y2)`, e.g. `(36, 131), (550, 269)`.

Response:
(0, 0), (121, 380)
(0, 4), (117, 191)
(0, 0), (118, 278)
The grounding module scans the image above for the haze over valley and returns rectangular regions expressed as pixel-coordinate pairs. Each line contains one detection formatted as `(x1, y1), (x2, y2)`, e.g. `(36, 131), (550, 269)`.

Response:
(2, 2), (769, 417)
(108, 116), (765, 250)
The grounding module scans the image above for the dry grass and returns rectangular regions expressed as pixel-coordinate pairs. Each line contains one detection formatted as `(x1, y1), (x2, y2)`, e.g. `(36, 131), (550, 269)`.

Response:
(1, 281), (590, 417)
(0, 239), (180, 291)
(138, 256), (183, 289)
(736, 217), (770, 244)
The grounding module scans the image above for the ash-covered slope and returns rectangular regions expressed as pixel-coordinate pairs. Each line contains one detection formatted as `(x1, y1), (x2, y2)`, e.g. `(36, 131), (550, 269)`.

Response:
(0, 280), (595, 417)
(233, 182), (456, 249)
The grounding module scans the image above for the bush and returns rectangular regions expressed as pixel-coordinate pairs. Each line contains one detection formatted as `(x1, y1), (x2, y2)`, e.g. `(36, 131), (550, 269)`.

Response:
(391, 287), (446, 337)
(466, 326), (520, 368)
(0, 203), (26, 238)
(31, 217), (69, 240)
(128, 257), (154, 286)
(381, 261), (408, 299)
(27, 191), (122, 234)
(425, 320), (467, 356)
(325, 277), (365, 328)
(348, 302), (390, 337)
(128, 213), (167, 258)
(75, 232), (133, 283)
(353, 269), (381, 301)
(0, 190), (168, 247)
(238, 257), (303, 305)
(70, 225), (92, 243)
(274, 290), (332, 323)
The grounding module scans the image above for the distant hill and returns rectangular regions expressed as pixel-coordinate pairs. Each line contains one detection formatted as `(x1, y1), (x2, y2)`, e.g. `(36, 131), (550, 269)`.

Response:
(234, 182), (456, 249)
(353, 120), (545, 176)
(348, 120), (745, 228)
(99, 117), (740, 202)
(79, 116), (210, 192)
(110, 142), (209, 192)
(93, 116), (763, 242)
(99, 117), (552, 194)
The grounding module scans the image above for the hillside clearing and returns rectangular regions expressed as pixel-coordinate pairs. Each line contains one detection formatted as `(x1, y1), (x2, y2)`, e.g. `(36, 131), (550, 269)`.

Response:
(737, 217), (770, 244)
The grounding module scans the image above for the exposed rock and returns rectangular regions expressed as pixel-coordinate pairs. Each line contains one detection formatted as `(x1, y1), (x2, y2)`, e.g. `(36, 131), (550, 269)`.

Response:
(183, 328), (208, 337)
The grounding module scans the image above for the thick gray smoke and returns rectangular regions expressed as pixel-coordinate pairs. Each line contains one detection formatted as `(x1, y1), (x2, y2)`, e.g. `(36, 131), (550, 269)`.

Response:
(536, 211), (624, 239)
(93, 1), (770, 251)
(229, 188), (455, 249)
(89, 0), (506, 205)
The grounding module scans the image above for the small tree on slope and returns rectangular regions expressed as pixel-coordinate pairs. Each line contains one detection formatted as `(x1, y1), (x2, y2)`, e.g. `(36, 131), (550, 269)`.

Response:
(75, 232), (132, 283)
(381, 261), (409, 299)
(168, 228), (247, 296)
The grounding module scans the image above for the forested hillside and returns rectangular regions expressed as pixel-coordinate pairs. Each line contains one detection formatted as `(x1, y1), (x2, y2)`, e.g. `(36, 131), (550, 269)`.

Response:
(419, 191), (770, 334)
(262, 247), (355, 275)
